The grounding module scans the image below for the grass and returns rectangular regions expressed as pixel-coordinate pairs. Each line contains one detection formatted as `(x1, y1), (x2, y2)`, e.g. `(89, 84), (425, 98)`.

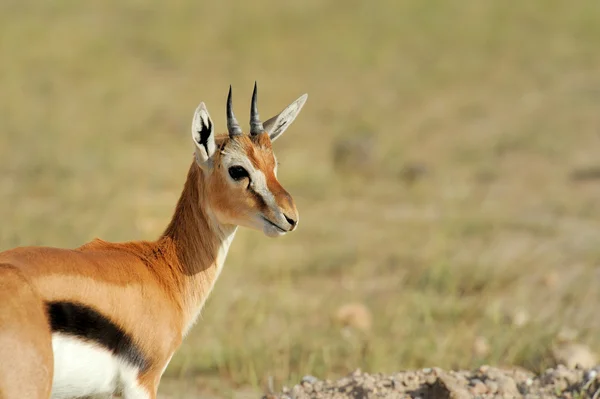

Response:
(2, 0), (600, 397)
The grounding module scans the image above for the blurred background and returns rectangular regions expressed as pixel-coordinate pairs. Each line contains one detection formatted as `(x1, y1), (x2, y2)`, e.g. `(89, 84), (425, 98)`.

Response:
(1, 1), (600, 398)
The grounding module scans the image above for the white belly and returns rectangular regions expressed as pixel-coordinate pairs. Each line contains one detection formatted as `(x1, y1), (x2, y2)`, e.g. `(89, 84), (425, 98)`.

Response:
(50, 334), (148, 399)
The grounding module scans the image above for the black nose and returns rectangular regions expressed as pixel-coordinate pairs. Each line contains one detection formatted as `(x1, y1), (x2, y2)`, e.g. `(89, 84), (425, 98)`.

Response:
(284, 214), (297, 227)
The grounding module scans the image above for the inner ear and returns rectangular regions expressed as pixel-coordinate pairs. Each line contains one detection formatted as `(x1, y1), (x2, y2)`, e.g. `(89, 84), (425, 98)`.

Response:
(195, 118), (212, 156)
(191, 102), (216, 166)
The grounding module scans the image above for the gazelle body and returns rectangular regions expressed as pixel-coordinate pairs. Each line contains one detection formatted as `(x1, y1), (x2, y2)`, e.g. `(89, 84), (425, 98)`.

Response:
(0, 84), (307, 399)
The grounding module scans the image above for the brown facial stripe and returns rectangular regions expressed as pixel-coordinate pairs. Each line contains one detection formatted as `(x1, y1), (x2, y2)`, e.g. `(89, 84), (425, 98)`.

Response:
(248, 186), (268, 212)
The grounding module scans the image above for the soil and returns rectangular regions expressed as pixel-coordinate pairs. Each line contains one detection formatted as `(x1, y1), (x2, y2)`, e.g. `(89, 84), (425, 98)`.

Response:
(263, 365), (600, 399)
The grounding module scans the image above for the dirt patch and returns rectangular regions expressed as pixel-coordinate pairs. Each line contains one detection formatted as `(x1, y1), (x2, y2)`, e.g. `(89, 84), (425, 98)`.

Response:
(264, 365), (600, 398)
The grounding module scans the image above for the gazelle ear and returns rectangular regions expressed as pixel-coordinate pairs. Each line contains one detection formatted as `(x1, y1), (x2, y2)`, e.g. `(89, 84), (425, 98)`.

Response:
(263, 94), (308, 142)
(191, 102), (216, 169)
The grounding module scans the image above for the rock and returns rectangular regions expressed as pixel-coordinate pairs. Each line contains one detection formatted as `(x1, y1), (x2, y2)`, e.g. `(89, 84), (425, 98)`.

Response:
(553, 342), (598, 369)
(266, 364), (600, 399)
(313, 381), (323, 392)
(584, 369), (598, 381)
(301, 375), (319, 385)
(495, 374), (520, 396)
(431, 373), (472, 399)
(300, 382), (313, 393)
(478, 365), (490, 373)
(469, 379), (488, 395)
(486, 380), (499, 394)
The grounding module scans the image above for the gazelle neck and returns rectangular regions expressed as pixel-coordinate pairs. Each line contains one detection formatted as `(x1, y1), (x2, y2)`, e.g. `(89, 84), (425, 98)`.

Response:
(160, 160), (237, 334)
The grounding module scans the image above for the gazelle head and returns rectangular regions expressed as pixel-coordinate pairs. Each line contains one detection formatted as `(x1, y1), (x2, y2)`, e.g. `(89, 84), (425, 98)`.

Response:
(191, 83), (307, 237)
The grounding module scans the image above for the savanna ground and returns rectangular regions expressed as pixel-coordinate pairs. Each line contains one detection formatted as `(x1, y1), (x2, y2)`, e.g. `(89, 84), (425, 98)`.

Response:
(1, 1), (600, 398)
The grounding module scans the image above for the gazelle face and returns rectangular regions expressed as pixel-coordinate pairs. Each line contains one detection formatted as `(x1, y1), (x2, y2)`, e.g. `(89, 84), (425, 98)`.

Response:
(191, 84), (307, 237)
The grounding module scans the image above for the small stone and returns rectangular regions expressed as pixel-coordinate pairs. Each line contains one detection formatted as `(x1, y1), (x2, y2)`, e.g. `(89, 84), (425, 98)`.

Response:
(470, 380), (488, 395)
(301, 382), (313, 393)
(585, 369), (598, 381)
(383, 379), (394, 389)
(486, 380), (499, 393)
(553, 342), (598, 369)
(495, 375), (520, 396)
(313, 381), (323, 392)
(432, 373), (471, 399)
(265, 365), (600, 398)
(469, 378), (484, 386)
(553, 378), (569, 393)
(362, 379), (375, 391)
(301, 375), (319, 385)
(292, 385), (304, 395)
(337, 377), (350, 386)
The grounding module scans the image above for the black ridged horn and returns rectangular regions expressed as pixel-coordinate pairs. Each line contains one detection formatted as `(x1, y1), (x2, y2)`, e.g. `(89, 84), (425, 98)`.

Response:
(250, 81), (264, 135)
(227, 85), (242, 137)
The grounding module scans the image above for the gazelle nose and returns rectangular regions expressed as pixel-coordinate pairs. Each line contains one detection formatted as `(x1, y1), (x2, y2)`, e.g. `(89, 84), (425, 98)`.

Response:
(284, 214), (297, 227)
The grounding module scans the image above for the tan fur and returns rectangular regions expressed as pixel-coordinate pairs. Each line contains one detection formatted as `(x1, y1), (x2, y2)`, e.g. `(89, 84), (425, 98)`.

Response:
(0, 122), (300, 397)
(0, 265), (53, 399)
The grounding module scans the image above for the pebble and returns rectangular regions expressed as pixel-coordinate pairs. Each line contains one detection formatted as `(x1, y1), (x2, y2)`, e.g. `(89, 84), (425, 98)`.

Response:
(486, 380), (499, 393)
(301, 375), (319, 385)
(553, 341), (598, 369)
(470, 379), (488, 395)
(264, 365), (600, 399)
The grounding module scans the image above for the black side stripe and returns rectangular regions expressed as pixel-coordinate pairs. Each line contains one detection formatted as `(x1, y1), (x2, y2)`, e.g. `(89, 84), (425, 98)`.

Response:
(46, 301), (148, 370)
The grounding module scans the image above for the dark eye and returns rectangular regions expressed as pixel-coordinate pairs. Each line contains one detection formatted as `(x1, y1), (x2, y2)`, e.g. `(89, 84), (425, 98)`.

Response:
(228, 166), (249, 181)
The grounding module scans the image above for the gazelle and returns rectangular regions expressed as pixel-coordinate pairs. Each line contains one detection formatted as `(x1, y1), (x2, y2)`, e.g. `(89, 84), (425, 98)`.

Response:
(0, 83), (307, 399)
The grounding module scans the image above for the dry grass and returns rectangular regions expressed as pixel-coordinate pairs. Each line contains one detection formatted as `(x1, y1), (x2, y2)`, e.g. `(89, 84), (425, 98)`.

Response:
(2, 1), (600, 397)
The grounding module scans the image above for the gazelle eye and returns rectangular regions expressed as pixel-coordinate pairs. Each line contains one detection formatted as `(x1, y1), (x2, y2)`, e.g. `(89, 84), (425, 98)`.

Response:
(228, 166), (249, 181)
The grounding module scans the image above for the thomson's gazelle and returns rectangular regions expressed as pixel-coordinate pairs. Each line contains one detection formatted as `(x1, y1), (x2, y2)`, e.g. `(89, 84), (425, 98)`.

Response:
(0, 83), (307, 399)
